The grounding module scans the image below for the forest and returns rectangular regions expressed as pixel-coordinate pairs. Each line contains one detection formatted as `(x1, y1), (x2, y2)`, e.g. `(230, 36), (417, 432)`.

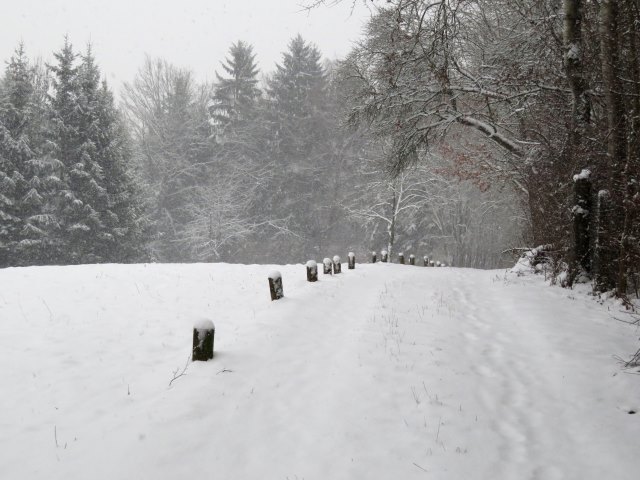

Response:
(1, 0), (639, 298)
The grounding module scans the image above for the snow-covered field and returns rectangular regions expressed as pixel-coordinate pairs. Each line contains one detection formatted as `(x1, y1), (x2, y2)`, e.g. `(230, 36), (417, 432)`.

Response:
(1, 261), (638, 479)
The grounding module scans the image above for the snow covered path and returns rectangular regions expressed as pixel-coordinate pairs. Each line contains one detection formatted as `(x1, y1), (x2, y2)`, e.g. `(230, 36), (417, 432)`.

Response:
(0, 263), (638, 479)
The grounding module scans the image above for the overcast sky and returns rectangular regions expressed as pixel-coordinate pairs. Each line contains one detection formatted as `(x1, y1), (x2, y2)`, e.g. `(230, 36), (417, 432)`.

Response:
(1, 0), (373, 90)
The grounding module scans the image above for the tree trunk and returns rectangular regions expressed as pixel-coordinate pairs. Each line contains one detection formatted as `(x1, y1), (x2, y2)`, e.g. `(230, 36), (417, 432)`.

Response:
(598, 0), (627, 293)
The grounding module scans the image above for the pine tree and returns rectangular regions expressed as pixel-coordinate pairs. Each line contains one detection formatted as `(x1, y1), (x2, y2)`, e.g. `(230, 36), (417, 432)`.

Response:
(93, 79), (148, 262)
(0, 44), (55, 267)
(261, 35), (332, 260)
(269, 35), (326, 120)
(211, 41), (260, 128)
(48, 39), (106, 263)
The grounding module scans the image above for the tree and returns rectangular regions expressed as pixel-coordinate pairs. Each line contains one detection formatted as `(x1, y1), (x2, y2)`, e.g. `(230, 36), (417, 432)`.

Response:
(46, 38), (108, 263)
(260, 35), (334, 261)
(0, 44), (57, 266)
(210, 41), (261, 130)
(122, 57), (213, 261)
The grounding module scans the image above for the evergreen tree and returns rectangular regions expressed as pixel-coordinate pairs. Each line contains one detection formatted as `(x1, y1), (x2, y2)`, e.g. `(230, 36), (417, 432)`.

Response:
(78, 47), (148, 262)
(262, 35), (333, 260)
(0, 44), (55, 266)
(211, 41), (260, 128)
(48, 39), (106, 263)
(93, 79), (148, 262)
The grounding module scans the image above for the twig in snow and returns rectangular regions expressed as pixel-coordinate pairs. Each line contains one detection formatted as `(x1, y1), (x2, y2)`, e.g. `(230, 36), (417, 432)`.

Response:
(413, 462), (428, 472)
(168, 356), (190, 387)
(41, 298), (53, 321)
(216, 368), (234, 375)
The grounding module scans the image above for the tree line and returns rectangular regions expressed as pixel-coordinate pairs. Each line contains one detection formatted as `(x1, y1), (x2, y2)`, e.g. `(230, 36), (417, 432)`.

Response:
(1, 32), (524, 269)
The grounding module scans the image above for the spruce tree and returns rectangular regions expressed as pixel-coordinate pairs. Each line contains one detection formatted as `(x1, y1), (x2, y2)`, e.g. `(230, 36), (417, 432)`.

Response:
(262, 35), (332, 260)
(48, 39), (106, 263)
(211, 41), (261, 128)
(0, 44), (54, 266)
(93, 79), (148, 262)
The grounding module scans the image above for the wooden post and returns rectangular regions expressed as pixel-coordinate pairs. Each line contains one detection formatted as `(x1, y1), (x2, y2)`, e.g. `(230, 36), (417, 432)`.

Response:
(348, 252), (355, 269)
(192, 319), (215, 361)
(430, 260), (435, 267)
(423, 255), (429, 266)
(306, 260), (318, 282)
(268, 271), (284, 300)
(436, 261), (441, 267)
(398, 252), (405, 264)
(381, 250), (388, 262)
(409, 254), (415, 265)
(333, 255), (342, 274)
(323, 257), (332, 274)
(372, 251), (377, 263)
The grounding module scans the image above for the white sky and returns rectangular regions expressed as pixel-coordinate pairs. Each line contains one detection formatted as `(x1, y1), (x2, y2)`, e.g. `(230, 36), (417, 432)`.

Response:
(0, 0), (373, 91)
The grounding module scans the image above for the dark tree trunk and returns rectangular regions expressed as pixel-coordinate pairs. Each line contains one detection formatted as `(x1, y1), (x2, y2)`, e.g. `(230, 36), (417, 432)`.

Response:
(572, 171), (592, 276)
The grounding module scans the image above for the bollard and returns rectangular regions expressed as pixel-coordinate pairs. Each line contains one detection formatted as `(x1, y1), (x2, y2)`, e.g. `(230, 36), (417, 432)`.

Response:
(381, 250), (388, 262)
(430, 260), (435, 267)
(436, 261), (441, 267)
(423, 255), (429, 266)
(372, 251), (377, 263)
(348, 252), (355, 269)
(398, 252), (405, 264)
(306, 260), (318, 282)
(333, 255), (342, 274)
(268, 271), (284, 300)
(409, 254), (415, 266)
(323, 257), (333, 274)
(192, 319), (215, 361)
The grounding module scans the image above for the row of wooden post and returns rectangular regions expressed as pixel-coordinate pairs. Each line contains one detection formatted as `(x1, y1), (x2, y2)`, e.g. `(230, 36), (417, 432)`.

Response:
(193, 250), (444, 361)
(193, 253), (355, 361)
(372, 250), (444, 267)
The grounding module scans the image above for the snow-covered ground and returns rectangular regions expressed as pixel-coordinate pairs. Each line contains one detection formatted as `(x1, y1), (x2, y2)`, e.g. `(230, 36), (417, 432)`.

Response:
(0, 262), (638, 479)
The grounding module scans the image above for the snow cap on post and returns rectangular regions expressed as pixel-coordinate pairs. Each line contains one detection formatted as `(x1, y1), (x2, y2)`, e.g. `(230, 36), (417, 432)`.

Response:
(268, 271), (284, 300)
(572, 169), (591, 182)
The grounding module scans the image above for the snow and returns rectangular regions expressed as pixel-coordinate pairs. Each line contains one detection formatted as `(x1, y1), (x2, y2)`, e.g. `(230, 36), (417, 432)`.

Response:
(305, 260), (317, 269)
(323, 257), (332, 265)
(193, 318), (214, 331)
(573, 168), (591, 182)
(566, 43), (581, 62)
(267, 270), (281, 280)
(333, 255), (341, 263)
(348, 252), (355, 258)
(0, 262), (639, 479)
(572, 205), (589, 217)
